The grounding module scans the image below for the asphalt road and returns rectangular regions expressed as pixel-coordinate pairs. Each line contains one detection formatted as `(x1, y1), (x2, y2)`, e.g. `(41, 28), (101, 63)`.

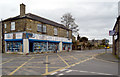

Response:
(1, 48), (119, 77)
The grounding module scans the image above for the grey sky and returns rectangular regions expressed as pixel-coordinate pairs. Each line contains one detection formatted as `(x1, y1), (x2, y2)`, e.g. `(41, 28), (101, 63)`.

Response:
(0, 0), (119, 44)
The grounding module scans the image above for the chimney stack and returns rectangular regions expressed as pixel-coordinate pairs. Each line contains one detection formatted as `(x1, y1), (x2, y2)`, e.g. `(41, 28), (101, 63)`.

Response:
(20, 3), (26, 17)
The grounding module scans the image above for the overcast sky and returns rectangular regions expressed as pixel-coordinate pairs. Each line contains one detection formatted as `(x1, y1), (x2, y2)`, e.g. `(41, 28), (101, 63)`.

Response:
(0, 0), (119, 44)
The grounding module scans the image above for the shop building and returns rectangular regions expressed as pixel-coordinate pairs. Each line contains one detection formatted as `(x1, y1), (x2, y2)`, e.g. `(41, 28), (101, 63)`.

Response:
(2, 4), (72, 54)
(112, 16), (120, 58)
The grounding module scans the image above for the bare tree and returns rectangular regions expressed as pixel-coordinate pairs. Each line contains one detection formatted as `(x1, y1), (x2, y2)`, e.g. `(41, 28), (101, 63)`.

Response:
(61, 13), (79, 35)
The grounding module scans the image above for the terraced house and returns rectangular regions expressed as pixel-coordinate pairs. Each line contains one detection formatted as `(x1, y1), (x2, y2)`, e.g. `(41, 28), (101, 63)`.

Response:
(2, 3), (72, 54)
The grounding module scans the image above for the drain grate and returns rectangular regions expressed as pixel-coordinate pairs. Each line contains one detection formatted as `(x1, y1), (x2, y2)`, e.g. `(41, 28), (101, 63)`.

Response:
(43, 62), (50, 64)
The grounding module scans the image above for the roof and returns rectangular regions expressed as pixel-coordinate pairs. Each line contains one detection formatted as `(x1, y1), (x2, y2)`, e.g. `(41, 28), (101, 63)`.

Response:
(3, 13), (71, 30)
(113, 16), (120, 30)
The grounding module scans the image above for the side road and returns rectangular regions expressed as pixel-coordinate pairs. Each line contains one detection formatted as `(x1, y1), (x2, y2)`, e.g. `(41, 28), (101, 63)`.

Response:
(96, 52), (119, 63)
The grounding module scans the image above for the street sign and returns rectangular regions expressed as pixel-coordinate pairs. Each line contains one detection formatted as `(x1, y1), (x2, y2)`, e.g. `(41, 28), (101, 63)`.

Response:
(109, 30), (115, 36)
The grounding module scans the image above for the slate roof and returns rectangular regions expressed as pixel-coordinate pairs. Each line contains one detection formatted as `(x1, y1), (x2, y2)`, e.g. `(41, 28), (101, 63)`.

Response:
(3, 13), (71, 30)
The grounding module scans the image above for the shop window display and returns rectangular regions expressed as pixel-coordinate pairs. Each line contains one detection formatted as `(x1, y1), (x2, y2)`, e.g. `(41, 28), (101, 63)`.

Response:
(48, 43), (59, 51)
(62, 44), (71, 51)
(7, 42), (22, 52)
(33, 42), (47, 52)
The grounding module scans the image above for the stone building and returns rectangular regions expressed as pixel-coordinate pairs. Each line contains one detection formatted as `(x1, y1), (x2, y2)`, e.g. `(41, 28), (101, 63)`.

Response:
(112, 16), (120, 58)
(2, 4), (72, 54)
(0, 21), (2, 52)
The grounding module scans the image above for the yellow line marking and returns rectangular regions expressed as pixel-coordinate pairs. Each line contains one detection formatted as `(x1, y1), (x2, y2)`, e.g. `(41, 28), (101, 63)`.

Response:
(42, 56), (94, 75)
(0, 59), (14, 65)
(94, 58), (116, 63)
(23, 66), (63, 68)
(57, 54), (70, 67)
(46, 55), (48, 73)
(9, 57), (34, 75)
(70, 56), (78, 60)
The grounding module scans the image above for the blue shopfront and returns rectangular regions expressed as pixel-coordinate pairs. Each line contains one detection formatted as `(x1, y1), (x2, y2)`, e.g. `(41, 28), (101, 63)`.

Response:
(4, 32), (72, 53)
(5, 39), (23, 52)
(29, 39), (60, 52)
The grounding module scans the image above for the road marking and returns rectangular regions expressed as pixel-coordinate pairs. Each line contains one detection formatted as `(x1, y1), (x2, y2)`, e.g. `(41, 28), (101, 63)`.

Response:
(59, 69), (67, 72)
(50, 72), (58, 75)
(72, 70), (113, 75)
(0, 59), (14, 65)
(58, 73), (64, 75)
(66, 70), (72, 73)
(57, 54), (70, 67)
(42, 56), (94, 75)
(9, 57), (34, 75)
(94, 58), (116, 63)
(46, 55), (48, 73)
(70, 56), (78, 60)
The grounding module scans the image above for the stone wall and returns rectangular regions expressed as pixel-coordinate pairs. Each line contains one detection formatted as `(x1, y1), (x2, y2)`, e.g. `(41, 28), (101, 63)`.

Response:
(0, 22), (2, 52)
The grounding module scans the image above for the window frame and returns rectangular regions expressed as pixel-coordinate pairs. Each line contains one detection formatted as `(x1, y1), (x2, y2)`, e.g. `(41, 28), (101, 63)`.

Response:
(11, 22), (15, 30)
(4, 24), (7, 28)
(43, 24), (47, 33)
(54, 28), (58, 35)
(37, 24), (42, 32)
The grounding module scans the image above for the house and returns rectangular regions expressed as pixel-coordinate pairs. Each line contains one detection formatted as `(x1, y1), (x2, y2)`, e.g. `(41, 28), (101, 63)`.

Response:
(2, 3), (72, 54)
(112, 16), (120, 58)
(89, 40), (102, 47)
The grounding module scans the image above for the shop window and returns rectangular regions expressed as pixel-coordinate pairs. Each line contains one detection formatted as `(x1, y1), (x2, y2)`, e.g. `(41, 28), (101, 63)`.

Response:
(11, 22), (15, 30)
(7, 42), (22, 52)
(37, 24), (42, 32)
(4, 24), (7, 28)
(43, 24), (46, 33)
(33, 42), (47, 52)
(54, 28), (57, 35)
(48, 43), (59, 51)
(62, 44), (71, 51)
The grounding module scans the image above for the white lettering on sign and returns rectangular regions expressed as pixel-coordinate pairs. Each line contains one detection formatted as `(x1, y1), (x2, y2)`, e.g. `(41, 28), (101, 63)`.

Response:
(5, 34), (13, 39)
(16, 33), (22, 39)
(29, 33), (72, 42)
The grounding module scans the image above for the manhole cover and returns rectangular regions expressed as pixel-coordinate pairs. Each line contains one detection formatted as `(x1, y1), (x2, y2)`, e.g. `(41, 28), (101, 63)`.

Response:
(43, 62), (50, 64)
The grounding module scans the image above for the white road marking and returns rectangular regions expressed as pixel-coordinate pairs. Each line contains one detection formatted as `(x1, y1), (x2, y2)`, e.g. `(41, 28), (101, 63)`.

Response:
(58, 73), (64, 75)
(50, 72), (58, 75)
(66, 70), (72, 73)
(72, 70), (113, 75)
(60, 69), (67, 72)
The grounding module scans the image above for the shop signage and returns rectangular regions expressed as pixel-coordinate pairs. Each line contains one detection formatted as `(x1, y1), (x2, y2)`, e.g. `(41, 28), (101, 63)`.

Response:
(5, 34), (13, 39)
(109, 30), (115, 36)
(29, 33), (72, 42)
(16, 33), (22, 39)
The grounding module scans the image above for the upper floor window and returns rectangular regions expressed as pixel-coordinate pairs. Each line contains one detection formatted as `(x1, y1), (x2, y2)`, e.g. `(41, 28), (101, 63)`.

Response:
(54, 28), (57, 35)
(4, 24), (7, 28)
(11, 22), (15, 30)
(37, 24), (42, 32)
(67, 31), (69, 37)
(43, 24), (46, 33)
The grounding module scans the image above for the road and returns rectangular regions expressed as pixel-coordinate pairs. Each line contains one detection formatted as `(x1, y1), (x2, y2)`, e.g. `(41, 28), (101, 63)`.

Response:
(1, 48), (119, 77)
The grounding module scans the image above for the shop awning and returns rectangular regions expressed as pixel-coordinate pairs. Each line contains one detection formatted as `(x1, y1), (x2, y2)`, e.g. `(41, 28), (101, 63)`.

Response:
(4, 39), (23, 41)
(29, 39), (48, 42)
(62, 42), (72, 44)
(48, 40), (60, 43)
